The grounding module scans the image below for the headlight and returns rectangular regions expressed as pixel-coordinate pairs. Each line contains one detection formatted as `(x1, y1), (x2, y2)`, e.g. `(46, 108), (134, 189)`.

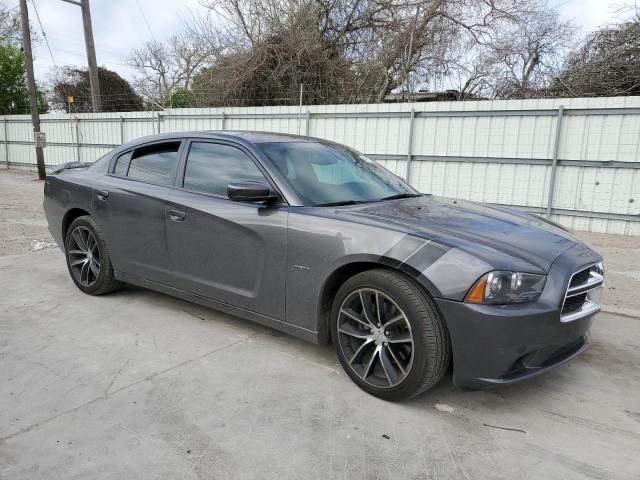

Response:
(465, 271), (546, 305)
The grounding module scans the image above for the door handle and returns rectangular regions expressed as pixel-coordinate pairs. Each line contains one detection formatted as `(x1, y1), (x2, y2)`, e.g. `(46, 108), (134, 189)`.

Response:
(168, 209), (186, 222)
(96, 190), (109, 201)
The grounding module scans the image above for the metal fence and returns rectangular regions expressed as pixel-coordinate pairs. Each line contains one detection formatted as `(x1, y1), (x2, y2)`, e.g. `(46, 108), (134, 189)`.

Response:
(2, 96), (639, 235)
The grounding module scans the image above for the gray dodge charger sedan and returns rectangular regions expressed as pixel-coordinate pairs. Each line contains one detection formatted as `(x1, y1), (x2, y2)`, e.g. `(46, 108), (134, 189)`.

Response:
(44, 131), (604, 400)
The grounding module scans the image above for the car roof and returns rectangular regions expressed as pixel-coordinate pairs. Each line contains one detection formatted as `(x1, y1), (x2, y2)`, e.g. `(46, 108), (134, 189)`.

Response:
(221, 131), (318, 143)
(119, 130), (320, 151)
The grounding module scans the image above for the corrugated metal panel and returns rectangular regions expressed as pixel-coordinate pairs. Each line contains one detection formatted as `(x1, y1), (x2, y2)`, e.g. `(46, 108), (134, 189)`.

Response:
(2, 96), (640, 235)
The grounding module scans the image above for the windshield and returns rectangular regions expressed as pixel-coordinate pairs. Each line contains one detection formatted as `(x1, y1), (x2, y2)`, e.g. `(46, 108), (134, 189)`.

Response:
(258, 142), (419, 206)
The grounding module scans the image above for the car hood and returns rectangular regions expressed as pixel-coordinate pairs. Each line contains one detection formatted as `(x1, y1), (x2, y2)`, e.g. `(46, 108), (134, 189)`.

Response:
(340, 195), (580, 271)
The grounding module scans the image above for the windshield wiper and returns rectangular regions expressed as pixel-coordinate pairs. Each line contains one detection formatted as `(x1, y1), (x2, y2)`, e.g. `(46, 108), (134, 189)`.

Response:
(377, 193), (426, 202)
(315, 200), (365, 207)
(316, 193), (426, 207)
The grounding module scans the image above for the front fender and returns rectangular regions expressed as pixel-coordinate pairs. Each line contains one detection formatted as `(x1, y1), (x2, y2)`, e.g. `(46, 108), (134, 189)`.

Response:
(403, 243), (493, 302)
(309, 235), (492, 343)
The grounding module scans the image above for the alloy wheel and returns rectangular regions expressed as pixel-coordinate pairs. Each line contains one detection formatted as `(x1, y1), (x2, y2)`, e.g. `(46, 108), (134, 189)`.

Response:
(67, 226), (101, 287)
(337, 288), (414, 389)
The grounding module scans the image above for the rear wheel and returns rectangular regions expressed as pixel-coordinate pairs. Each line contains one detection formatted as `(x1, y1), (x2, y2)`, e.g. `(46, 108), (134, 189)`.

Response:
(65, 216), (121, 295)
(330, 269), (450, 400)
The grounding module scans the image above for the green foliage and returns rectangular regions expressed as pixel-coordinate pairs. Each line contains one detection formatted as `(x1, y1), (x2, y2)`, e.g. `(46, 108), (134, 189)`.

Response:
(36, 89), (48, 113)
(0, 44), (28, 114)
(165, 88), (195, 108)
(51, 66), (143, 112)
(0, 44), (47, 114)
(0, 7), (48, 114)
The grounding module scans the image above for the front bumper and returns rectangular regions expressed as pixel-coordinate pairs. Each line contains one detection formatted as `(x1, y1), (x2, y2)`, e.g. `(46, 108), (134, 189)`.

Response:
(436, 241), (602, 389)
(436, 298), (594, 388)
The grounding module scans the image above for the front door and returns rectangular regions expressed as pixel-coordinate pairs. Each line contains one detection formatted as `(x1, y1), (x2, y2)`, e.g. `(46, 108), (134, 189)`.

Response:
(165, 140), (287, 320)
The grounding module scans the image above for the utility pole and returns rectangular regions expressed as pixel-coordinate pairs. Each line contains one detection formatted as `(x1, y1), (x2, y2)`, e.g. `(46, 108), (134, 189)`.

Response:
(19, 0), (46, 180)
(60, 0), (101, 112)
(80, 0), (101, 112)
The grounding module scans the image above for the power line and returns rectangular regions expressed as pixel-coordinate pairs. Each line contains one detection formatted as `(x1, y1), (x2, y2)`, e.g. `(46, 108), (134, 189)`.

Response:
(49, 46), (131, 68)
(46, 32), (131, 56)
(30, 0), (58, 69)
(133, 0), (157, 43)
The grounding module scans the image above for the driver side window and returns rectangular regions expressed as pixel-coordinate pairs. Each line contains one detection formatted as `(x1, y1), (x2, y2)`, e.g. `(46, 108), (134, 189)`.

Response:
(183, 142), (268, 198)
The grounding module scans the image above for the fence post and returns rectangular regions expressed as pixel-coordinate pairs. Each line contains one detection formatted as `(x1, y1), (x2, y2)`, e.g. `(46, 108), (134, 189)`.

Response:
(3, 118), (8, 169)
(297, 82), (303, 135)
(305, 110), (310, 136)
(75, 117), (80, 162)
(405, 109), (415, 183)
(120, 116), (125, 144)
(546, 105), (565, 218)
(157, 112), (162, 134)
(221, 111), (226, 130)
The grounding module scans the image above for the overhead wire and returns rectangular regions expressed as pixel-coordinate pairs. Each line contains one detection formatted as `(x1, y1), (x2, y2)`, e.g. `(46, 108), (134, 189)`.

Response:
(45, 32), (130, 56)
(30, 0), (58, 69)
(49, 46), (130, 68)
(133, 0), (157, 43)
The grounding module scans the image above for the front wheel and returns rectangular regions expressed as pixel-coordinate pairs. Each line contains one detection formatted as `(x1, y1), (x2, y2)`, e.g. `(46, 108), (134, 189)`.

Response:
(330, 269), (450, 400)
(65, 216), (121, 295)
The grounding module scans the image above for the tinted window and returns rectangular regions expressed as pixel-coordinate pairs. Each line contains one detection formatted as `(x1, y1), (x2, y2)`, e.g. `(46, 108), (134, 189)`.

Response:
(113, 151), (132, 177)
(127, 142), (181, 186)
(183, 142), (268, 197)
(258, 142), (416, 206)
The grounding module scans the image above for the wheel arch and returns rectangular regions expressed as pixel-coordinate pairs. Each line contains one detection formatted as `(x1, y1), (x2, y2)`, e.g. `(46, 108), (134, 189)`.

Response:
(62, 208), (91, 241)
(316, 256), (441, 344)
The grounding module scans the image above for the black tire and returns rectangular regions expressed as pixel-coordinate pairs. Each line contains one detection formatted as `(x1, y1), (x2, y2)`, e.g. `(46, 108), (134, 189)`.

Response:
(330, 269), (450, 401)
(64, 215), (122, 295)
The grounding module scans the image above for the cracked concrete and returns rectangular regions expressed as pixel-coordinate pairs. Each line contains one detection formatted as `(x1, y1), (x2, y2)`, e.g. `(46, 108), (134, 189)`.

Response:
(1, 169), (640, 479)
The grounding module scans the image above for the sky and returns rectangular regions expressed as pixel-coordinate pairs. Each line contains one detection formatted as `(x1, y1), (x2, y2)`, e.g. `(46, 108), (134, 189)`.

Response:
(1, 0), (208, 82)
(0, 0), (627, 84)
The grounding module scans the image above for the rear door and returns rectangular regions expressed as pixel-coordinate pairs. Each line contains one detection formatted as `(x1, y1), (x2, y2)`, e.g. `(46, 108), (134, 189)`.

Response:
(92, 140), (184, 284)
(165, 140), (288, 320)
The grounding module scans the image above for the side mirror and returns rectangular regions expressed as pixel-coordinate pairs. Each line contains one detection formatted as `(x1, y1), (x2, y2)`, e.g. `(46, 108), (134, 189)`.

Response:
(227, 181), (276, 203)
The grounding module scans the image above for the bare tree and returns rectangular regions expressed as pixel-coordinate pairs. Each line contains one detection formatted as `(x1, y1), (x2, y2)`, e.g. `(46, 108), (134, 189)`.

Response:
(492, 9), (575, 98)
(187, 0), (550, 105)
(552, 5), (640, 97)
(128, 28), (219, 106)
(126, 0), (583, 106)
(0, 6), (21, 47)
(436, 2), (575, 99)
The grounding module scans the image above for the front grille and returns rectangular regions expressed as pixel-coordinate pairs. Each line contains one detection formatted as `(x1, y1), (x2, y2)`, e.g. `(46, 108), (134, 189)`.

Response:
(562, 293), (587, 315)
(561, 262), (604, 322)
(541, 336), (587, 368)
(569, 268), (591, 289)
(501, 336), (587, 380)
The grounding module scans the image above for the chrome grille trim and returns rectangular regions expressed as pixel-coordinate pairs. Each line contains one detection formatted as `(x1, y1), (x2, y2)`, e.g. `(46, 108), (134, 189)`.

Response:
(566, 269), (604, 296)
(561, 301), (600, 323)
(561, 262), (604, 323)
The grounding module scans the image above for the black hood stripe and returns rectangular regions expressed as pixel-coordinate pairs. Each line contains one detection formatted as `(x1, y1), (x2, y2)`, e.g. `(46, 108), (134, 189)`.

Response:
(382, 235), (451, 273)
(382, 235), (427, 262)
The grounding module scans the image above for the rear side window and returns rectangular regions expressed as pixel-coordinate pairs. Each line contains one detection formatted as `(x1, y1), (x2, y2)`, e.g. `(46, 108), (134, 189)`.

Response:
(183, 142), (268, 197)
(126, 142), (181, 186)
(113, 151), (132, 177)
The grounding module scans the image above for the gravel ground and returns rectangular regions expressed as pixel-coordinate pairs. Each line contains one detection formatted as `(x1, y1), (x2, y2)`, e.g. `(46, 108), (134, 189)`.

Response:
(2, 169), (638, 316)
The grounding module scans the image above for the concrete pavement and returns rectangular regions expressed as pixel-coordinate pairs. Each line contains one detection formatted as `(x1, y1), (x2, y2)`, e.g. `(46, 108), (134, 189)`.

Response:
(1, 248), (639, 479)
